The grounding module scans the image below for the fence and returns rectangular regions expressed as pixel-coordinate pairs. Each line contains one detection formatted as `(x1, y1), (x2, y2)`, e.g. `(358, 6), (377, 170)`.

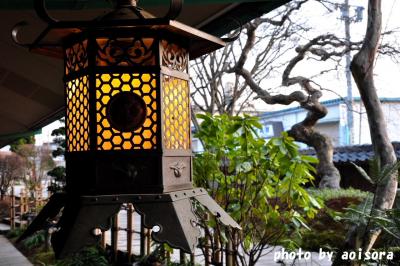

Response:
(7, 186), (43, 230)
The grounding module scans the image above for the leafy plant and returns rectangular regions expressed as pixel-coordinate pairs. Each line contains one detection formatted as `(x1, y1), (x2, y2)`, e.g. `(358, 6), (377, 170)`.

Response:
(33, 250), (56, 266)
(337, 158), (400, 263)
(55, 246), (108, 266)
(193, 113), (322, 266)
(22, 230), (46, 249)
(47, 119), (66, 193)
(310, 188), (370, 202)
(296, 189), (370, 253)
(6, 228), (24, 239)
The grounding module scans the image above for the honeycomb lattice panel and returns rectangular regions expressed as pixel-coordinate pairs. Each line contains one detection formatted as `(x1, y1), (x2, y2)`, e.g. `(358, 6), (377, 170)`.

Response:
(65, 40), (88, 76)
(66, 76), (90, 152)
(162, 76), (190, 150)
(96, 73), (157, 150)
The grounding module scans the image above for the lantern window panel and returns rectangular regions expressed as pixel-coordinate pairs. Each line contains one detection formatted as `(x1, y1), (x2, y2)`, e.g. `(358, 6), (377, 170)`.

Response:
(96, 73), (158, 150)
(66, 75), (90, 152)
(162, 75), (190, 150)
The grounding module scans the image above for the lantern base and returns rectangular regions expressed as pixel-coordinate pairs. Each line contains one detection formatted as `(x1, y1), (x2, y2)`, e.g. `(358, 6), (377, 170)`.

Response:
(18, 188), (240, 258)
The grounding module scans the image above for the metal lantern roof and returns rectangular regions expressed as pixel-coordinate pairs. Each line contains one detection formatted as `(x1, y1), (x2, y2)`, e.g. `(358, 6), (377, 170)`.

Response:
(0, 0), (289, 147)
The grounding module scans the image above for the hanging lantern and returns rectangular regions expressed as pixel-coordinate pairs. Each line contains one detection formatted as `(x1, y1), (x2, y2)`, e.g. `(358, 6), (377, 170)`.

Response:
(13, 0), (239, 258)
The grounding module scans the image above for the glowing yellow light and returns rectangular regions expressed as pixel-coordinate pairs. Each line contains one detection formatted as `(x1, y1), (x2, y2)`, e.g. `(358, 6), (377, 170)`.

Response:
(162, 76), (189, 150)
(103, 141), (112, 150)
(96, 114), (102, 124)
(131, 78), (140, 88)
(101, 95), (110, 105)
(121, 74), (130, 82)
(102, 130), (112, 139)
(122, 132), (131, 139)
(142, 84), (151, 93)
(143, 130), (152, 139)
(121, 84), (130, 92)
(123, 142), (132, 149)
(66, 76), (90, 152)
(143, 141), (152, 149)
(111, 78), (121, 88)
(143, 119), (151, 127)
(101, 84), (112, 94)
(101, 74), (111, 82)
(142, 73), (151, 82)
(114, 136), (122, 145)
(102, 119), (110, 128)
(133, 135), (142, 144)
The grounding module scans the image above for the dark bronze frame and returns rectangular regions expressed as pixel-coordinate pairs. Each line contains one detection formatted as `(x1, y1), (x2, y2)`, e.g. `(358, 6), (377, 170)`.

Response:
(13, 0), (239, 258)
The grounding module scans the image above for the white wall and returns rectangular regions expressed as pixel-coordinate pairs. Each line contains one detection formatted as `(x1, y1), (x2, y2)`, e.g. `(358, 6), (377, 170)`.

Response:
(352, 101), (400, 145)
(261, 104), (340, 131)
(315, 122), (340, 146)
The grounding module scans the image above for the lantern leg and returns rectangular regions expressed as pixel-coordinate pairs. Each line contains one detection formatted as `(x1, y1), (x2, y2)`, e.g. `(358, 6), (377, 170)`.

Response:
(194, 193), (241, 230)
(17, 192), (67, 243)
(51, 199), (121, 258)
(133, 197), (201, 253)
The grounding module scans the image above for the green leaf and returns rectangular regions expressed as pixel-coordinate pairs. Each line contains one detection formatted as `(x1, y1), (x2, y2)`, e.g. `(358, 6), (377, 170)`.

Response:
(351, 162), (375, 185)
(301, 155), (319, 164)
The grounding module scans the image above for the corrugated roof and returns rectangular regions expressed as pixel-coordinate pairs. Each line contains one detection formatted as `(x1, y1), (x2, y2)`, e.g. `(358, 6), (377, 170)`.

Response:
(302, 142), (400, 164)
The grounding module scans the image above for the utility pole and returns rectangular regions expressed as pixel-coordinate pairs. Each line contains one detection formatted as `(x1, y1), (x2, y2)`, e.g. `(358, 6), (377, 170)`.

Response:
(343, 0), (353, 145)
(340, 1), (364, 145)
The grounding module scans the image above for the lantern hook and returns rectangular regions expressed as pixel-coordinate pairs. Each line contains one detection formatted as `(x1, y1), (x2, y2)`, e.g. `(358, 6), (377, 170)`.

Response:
(11, 21), (30, 47)
(164, 0), (183, 20)
(220, 17), (243, 43)
(34, 0), (59, 25)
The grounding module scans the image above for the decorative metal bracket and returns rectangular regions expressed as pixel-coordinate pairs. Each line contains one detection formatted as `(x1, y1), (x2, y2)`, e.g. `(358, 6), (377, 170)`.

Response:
(169, 161), (186, 177)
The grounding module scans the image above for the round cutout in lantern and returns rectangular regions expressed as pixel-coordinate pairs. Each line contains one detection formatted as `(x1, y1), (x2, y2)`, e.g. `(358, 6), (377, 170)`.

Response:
(107, 92), (147, 132)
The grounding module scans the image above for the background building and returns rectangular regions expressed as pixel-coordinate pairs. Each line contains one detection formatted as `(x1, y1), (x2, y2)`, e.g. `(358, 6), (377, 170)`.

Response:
(259, 97), (400, 147)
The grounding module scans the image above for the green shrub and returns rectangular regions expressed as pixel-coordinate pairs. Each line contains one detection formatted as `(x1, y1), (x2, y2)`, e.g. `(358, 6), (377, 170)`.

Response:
(193, 113), (322, 265)
(310, 188), (370, 202)
(55, 246), (109, 266)
(33, 250), (56, 265)
(6, 228), (24, 239)
(22, 230), (45, 249)
(295, 189), (370, 251)
(300, 229), (345, 251)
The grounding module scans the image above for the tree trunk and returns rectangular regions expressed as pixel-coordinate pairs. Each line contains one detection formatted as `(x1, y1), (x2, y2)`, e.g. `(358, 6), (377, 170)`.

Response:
(288, 126), (340, 189)
(333, 1), (397, 264)
(236, 66), (341, 188)
(351, 0), (397, 250)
